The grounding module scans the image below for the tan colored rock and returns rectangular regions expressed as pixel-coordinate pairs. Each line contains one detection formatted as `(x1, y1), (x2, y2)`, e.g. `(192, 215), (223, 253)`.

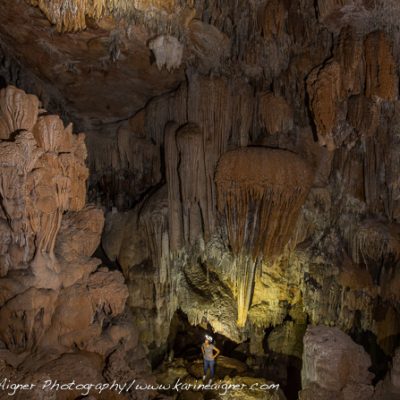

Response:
(188, 20), (230, 72)
(176, 123), (207, 245)
(317, 0), (357, 28)
(0, 86), (136, 394)
(365, 31), (398, 101)
(335, 26), (364, 96)
(0, 87), (90, 274)
(0, 86), (39, 139)
(258, 92), (293, 135)
(0, 288), (57, 354)
(55, 206), (104, 262)
(29, 0), (179, 32)
(88, 270), (129, 317)
(307, 61), (342, 151)
(347, 95), (380, 137)
(259, 0), (287, 38)
(216, 147), (313, 259)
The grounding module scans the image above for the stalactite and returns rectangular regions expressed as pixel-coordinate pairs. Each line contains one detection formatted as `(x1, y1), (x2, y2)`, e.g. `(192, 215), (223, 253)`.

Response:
(215, 147), (313, 327)
(176, 123), (207, 245)
(187, 73), (234, 237)
(347, 220), (400, 266)
(148, 35), (183, 72)
(29, 0), (179, 32)
(258, 92), (293, 135)
(162, 76), (253, 249)
(365, 31), (398, 101)
(363, 136), (385, 214)
(216, 148), (314, 258)
(235, 254), (258, 328)
(307, 61), (343, 151)
(164, 122), (183, 251)
(145, 82), (187, 146)
(139, 187), (179, 344)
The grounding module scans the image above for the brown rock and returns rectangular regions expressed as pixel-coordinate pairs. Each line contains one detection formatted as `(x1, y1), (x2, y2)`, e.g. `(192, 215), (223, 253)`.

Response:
(0, 288), (57, 354)
(365, 31), (398, 101)
(258, 92), (293, 135)
(307, 61), (342, 151)
(301, 325), (374, 398)
(55, 206), (104, 262)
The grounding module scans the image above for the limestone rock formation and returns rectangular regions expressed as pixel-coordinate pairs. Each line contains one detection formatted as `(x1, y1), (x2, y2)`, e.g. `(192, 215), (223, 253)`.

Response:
(373, 346), (400, 399)
(300, 325), (374, 400)
(149, 35), (183, 72)
(365, 31), (398, 101)
(215, 148), (313, 326)
(0, 86), (141, 398)
(2, 0), (400, 398)
(258, 92), (294, 135)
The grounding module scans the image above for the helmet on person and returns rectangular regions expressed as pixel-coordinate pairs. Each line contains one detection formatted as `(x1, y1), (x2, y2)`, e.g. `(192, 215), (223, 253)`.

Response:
(205, 334), (213, 343)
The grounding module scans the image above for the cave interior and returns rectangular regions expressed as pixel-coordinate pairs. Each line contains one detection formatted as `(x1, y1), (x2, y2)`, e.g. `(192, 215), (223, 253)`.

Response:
(1, 1), (400, 400)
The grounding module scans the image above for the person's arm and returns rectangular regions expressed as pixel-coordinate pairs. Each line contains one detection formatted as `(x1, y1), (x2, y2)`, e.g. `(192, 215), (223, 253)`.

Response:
(201, 344), (204, 356)
(212, 346), (220, 359)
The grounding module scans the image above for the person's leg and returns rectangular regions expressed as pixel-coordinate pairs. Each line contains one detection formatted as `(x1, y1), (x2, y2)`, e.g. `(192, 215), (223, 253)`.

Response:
(203, 359), (209, 379)
(209, 359), (215, 379)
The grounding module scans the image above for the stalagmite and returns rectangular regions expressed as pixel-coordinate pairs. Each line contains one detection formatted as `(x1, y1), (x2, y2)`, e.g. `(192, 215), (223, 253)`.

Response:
(215, 147), (313, 326)
(134, 187), (179, 345)
(0, 86), (131, 377)
(0, 88), (82, 273)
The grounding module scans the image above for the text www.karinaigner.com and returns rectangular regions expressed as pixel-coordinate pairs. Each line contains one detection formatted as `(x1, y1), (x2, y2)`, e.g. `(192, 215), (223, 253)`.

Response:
(1, 377), (280, 396)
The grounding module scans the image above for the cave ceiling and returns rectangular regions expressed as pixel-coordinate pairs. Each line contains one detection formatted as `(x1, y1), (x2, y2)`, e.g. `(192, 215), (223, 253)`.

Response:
(0, 0), (185, 130)
(0, 0), (380, 131)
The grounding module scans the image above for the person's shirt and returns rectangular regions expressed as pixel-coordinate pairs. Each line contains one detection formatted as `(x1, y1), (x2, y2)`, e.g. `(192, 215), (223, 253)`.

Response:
(202, 343), (215, 361)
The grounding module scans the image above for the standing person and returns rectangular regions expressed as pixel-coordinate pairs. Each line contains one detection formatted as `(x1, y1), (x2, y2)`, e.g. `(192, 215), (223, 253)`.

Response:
(201, 334), (220, 382)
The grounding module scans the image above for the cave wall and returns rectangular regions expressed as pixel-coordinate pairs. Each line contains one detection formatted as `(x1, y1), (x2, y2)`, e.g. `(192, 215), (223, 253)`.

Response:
(1, 0), (400, 399)
(0, 87), (151, 400)
(91, 0), (400, 358)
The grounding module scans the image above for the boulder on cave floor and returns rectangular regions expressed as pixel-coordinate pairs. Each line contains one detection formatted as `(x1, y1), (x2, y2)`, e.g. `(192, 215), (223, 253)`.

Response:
(300, 325), (375, 400)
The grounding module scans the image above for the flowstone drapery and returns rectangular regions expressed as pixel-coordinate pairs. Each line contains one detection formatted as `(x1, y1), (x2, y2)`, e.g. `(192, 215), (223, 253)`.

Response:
(215, 147), (313, 326)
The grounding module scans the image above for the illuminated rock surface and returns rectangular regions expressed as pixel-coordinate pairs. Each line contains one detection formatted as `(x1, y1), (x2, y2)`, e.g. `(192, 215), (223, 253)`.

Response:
(0, 1), (400, 399)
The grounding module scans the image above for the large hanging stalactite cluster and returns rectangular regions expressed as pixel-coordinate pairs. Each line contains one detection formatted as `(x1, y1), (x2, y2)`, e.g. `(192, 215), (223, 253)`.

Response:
(215, 148), (313, 327)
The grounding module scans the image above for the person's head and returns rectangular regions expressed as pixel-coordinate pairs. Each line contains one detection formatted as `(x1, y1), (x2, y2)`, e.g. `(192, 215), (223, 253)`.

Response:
(205, 334), (213, 344)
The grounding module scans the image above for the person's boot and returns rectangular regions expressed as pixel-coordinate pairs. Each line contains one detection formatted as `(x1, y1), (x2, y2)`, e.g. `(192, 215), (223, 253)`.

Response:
(202, 375), (206, 381)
